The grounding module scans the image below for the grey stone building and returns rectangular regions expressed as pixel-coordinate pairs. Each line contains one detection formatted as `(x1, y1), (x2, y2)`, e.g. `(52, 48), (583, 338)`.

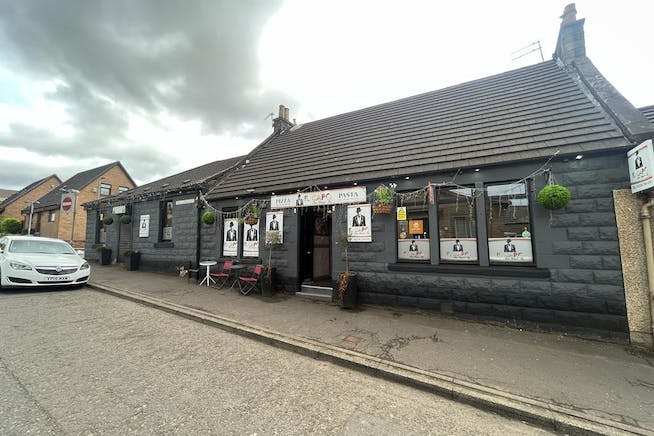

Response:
(84, 156), (242, 272)
(198, 5), (654, 337)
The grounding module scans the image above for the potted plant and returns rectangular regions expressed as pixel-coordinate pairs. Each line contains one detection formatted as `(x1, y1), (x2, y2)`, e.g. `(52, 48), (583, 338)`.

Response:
(337, 231), (357, 309)
(96, 245), (112, 265)
(262, 229), (282, 296)
(372, 184), (395, 214)
(102, 216), (114, 225)
(120, 215), (131, 225)
(123, 249), (141, 271)
(537, 184), (571, 210)
(202, 211), (216, 225)
(242, 201), (260, 225)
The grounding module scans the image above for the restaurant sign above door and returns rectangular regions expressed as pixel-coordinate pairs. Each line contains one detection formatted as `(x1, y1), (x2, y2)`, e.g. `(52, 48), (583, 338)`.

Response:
(270, 186), (367, 209)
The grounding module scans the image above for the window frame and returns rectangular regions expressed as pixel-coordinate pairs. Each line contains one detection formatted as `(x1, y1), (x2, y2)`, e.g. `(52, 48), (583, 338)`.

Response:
(396, 202), (431, 263)
(99, 183), (112, 196)
(48, 211), (56, 222)
(160, 200), (173, 241)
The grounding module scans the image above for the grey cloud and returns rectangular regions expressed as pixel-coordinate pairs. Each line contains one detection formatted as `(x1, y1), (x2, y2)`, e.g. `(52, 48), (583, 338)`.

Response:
(0, 0), (292, 189)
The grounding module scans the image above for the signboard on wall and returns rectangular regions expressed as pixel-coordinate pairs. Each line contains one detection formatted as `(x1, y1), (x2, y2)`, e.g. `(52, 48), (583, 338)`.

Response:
(139, 215), (150, 238)
(270, 186), (366, 209)
(396, 207), (407, 221)
(265, 212), (283, 244)
(488, 237), (533, 263)
(440, 238), (478, 262)
(243, 221), (259, 257)
(628, 139), (654, 193)
(347, 204), (372, 242)
(112, 205), (126, 214)
(223, 218), (238, 256)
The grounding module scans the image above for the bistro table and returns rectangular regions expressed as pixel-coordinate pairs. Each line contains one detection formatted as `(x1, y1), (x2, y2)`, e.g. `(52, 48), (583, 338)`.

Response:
(199, 260), (218, 287)
(229, 264), (247, 289)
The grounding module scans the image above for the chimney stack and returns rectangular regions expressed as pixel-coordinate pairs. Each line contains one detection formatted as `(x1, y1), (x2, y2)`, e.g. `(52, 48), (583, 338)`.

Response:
(273, 104), (294, 133)
(553, 3), (586, 65)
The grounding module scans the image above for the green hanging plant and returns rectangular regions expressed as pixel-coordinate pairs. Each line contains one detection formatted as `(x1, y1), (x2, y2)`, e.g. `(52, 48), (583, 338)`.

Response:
(537, 184), (571, 210)
(120, 215), (131, 225)
(202, 211), (216, 225)
(102, 216), (114, 225)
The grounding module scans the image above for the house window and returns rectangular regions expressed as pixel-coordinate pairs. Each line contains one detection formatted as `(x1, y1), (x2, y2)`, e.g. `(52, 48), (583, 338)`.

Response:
(48, 211), (56, 222)
(118, 186), (129, 193)
(96, 212), (106, 244)
(438, 186), (478, 263)
(486, 182), (533, 264)
(100, 183), (111, 196)
(397, 203), (430, 261)
(161, 201), (173, 241)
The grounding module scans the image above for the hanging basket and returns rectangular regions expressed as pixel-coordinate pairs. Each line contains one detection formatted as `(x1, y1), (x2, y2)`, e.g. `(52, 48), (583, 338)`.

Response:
(372, 204), (392, 214)
(120, 215), (131, 225)
(537, 184), (571, 210)
(202, 211), (216, 225)
(102, 216), (114, 225)
(245, 217), (259, 225)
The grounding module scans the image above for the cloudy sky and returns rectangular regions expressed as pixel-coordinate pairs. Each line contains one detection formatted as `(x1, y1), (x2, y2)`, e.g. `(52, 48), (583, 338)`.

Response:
(0, 0), (652, 190)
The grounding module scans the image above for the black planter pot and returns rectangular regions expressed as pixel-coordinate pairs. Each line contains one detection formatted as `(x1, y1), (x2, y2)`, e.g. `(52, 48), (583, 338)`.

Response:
(126, 253), (141, 271)
(338, 272), (358, 309)
(100, 248), (112, 265)
(261, 267), (276, 297)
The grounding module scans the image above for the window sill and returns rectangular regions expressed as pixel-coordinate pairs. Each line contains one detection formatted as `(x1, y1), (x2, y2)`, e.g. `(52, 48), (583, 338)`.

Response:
(154, 241), (174, 248)
(388, 262), (550, 279)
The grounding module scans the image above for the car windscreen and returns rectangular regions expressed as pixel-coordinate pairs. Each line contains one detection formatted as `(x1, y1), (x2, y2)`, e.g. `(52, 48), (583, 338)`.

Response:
(9, 240), (76, 255)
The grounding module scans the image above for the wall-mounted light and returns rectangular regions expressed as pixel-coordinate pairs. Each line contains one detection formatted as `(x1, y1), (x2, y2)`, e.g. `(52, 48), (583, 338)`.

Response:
(353, 182), (358, 186)
(575, 154), (583, 160)
(246, 188), (255, 193)
(404, 176), (410, 180)
(474, 168), (480, 172)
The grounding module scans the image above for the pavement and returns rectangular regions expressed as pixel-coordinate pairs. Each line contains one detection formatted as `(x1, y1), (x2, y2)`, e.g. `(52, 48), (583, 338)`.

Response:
(88, 264), (654, 435)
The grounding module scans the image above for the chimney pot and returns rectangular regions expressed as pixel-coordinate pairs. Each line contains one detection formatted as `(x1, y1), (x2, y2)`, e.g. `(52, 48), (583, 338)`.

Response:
(553, 3), (586, 65)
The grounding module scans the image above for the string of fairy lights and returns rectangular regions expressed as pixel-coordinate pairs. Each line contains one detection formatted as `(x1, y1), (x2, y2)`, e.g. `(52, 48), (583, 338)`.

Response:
(95, 150), (561, 223)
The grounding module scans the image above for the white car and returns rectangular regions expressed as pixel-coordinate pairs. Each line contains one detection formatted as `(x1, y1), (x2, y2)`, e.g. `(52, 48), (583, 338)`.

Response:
(0, 235), (90, 288)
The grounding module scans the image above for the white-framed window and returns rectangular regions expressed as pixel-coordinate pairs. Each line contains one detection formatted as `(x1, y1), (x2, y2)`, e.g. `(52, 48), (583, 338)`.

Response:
(118, 186), (129, 193)
(48, 211), (56, 222)
(100, 183), (111, 196)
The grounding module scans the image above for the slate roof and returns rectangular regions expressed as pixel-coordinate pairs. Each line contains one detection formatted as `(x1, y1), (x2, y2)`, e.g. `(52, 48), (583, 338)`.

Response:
(33, 162), (132, 211)
(89, 155), (243, 206)
(207, 60), (633, 199)
(0, 189), (17, 200)
(640, 105), (654, 123)
(0, 175), (60, 213)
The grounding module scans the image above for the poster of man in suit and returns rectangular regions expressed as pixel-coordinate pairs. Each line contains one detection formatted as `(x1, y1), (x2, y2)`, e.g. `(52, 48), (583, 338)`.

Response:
(488, 237), (532, 262)
(265, 212), (284, 243)
(347, 204), (371, 242)
(243, 221), (259, 257)
(439, 238), (478, 261)
(223, 219), (238, 256)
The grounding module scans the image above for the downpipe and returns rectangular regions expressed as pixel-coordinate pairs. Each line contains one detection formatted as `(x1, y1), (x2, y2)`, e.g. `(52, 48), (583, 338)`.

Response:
(639, 192), (654, 339)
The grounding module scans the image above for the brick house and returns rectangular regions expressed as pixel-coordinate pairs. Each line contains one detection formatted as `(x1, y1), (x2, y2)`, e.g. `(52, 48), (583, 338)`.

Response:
(196, 5), (654, 337)
(0, 175), (62, 226)
(28, 162), (135, 248)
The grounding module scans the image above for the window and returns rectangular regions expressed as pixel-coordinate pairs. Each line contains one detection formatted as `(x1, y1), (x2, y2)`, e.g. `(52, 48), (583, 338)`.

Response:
(161, 201), (173, 241)
(397, 203), (430, 261)
(118, 186), (129, 193)
(96, 212), (106, 244)
(99, 183), (111, 196)
(48, 211), (56, 222)
(438, 187), (478, 263)
(486, 182), (533, 264)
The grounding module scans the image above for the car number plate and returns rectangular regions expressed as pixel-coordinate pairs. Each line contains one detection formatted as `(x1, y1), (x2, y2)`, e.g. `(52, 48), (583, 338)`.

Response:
(45, 276), (69, 281)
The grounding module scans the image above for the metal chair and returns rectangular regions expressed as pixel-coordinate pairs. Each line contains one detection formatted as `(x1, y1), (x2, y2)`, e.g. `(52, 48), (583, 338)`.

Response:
(238, 265), (262, 295)
(210, 261), (232, 288)
(187, 261), (200, 283)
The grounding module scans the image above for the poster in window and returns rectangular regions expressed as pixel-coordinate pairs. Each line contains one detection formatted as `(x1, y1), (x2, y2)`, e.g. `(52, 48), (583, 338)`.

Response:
(440, 238), (478, 262)
(162, 226), (173, 240)
(409, 220), (423, 235)
(223, 218), (238, 256)
(265, 211), (283, 244)
(488, 237), (533, 262)
(347, 204), (372, 242)
(243, 221), (259, 257)
(139, 215), (150, 238)
(398, 238), (430, 260)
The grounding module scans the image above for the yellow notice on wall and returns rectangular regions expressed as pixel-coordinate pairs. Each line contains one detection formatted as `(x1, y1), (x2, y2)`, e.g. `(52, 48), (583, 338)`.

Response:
(396, 207), (407, 221)
(409, 220), (423, 234)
